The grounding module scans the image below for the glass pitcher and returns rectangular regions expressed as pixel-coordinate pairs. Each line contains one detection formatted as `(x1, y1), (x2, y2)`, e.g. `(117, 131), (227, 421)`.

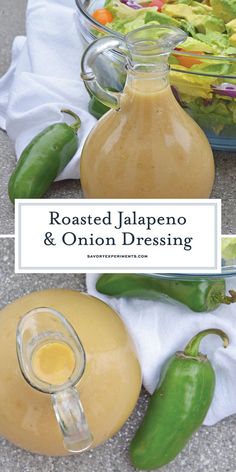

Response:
(16, 307), (93, 453)
(80, 25), (215, 199)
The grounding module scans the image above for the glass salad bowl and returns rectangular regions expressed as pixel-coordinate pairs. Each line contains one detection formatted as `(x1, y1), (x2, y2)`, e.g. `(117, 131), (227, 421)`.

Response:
(96, 269), (236, 314)
(96, 238), (236, 313)
(75, 0), (236, 151)
(142, 258), (236, 312)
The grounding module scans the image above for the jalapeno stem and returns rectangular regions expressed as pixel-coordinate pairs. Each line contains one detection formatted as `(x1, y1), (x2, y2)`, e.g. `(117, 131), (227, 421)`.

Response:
(222, 290), (236, 305)
(61, 109), (81, 132)
(184, 329), (229, 357)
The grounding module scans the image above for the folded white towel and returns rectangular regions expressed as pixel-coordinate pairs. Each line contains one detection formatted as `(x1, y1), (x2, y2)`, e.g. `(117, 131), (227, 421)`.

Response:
(86, 273), (236, 426)
(0, 0), (96, 180)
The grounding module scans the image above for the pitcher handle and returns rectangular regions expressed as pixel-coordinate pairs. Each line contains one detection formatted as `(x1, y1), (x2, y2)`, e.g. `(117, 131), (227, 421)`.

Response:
(52, 387), (93, 453)
(81, 36), (126, 109)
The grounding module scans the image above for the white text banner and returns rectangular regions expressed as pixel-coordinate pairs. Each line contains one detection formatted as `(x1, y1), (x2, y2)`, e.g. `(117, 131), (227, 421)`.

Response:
(15, 199), (221, 273)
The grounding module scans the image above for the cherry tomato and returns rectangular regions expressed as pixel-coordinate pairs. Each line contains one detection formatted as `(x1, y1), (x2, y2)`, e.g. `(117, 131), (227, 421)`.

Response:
(92, 8), (113, 25)
(148, 0), (164, 9)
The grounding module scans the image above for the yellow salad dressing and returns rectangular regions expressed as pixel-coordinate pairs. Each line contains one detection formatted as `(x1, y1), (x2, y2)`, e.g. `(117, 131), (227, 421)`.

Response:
(80, 76), (215, 198)
(32, 342), (76, 385)
(0, 289), (141, 456)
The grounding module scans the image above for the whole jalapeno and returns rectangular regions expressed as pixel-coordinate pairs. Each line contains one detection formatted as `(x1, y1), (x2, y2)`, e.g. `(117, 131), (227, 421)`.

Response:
(96, 273), (236, 312)
(130, 328), (229, 470)
(89, 96), (110, 119)
(8, 109), (81, 202)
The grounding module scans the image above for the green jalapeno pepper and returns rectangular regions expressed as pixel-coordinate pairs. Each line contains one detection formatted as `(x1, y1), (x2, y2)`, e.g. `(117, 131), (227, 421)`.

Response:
(88, 96), (110, 119)
(88, 85), (119, 119)
(96, 274), (236, 312)
(8, 109), (81, 202)
(130, 328), (229, 470)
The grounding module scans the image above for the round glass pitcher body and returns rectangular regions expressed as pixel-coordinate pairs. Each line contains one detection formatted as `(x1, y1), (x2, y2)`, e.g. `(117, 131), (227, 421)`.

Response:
(80, 26), (215, 198)
(0, 289), (141, 456)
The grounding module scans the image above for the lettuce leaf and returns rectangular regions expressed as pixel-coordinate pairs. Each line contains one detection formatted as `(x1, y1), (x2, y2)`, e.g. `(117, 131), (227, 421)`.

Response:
(226, 19), (236, 36)
(190, 61), (234, 75)
(109, 17), (146, 33)
(169, 0), (194, 4)
(183, 96), (236, 134)
(179, 18), (196, 36)
(107, 0), (144, 18)
(194, 31), (236, 55)
(170, 67), (218, 98)
(190, 14), (225, 34)
(144, 11), (181, 27)
(210, 0), (236, 23)
(180, 36), (213, 52)
(222, 237), (236, 260)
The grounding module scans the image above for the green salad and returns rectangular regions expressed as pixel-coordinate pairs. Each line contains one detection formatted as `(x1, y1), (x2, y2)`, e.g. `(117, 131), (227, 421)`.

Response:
(93, 0), (236, 135)
(105, 0), (236, 50)
(222, 237), (236, 260)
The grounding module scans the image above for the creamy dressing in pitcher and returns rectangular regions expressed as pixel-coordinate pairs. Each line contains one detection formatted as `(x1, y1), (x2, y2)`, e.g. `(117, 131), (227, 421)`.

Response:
(0, 289), (141, 455)
(32, 341), (76, 385)
(80, 76), (214, 198)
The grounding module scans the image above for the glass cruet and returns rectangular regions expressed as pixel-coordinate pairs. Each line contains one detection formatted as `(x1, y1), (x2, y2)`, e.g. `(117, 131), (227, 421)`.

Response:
(16, 307), (93, 453)
(80, 25), (215, 199)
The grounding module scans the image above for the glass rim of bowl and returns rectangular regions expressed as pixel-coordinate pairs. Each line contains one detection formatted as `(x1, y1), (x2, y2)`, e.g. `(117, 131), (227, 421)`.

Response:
(75, 0), (236, 70)
(149, 267), (236, 280)
(172, 50), (236, 68)
(171, 63), (236, 79)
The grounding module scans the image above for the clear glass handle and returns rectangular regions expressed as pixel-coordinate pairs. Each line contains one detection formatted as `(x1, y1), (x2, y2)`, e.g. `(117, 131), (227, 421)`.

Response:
(81, 26), (187, 108)
(81, 36), (126, 109)
(52, 387), (93, 453)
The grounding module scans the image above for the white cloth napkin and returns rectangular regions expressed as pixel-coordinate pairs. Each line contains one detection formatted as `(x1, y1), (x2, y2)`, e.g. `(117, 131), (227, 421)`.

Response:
(0, 0), (97, 180)
(86, 274), (236, 426)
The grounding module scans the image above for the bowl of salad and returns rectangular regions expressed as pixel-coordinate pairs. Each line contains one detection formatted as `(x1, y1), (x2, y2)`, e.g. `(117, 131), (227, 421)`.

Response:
(95, 237), (236, 313)
(76, 0), (236, 151)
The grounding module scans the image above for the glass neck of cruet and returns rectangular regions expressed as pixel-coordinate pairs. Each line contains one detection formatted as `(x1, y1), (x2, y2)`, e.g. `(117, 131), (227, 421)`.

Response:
(124, 25), (185, 92)
(81, 25), (187, 108)
(124, 61), (169, 95)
